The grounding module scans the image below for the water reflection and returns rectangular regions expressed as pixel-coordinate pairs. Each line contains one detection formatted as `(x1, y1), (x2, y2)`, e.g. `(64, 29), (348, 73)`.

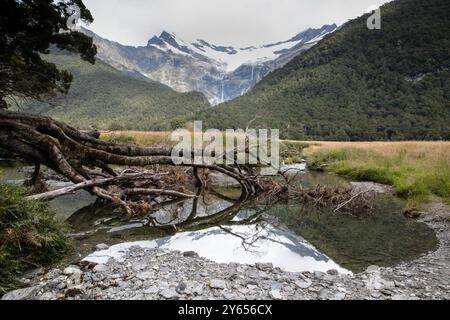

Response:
(0, 162), (438, 274)
(85, 224), (350, 274)
(64, 188), (349, 273)
(270, 196), (438, 272)
(65, 187), (438, 274)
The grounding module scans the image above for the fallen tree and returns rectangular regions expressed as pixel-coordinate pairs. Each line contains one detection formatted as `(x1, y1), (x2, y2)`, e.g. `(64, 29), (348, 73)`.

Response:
(0, 109), (267, 214)
(0, 109), (376, 217)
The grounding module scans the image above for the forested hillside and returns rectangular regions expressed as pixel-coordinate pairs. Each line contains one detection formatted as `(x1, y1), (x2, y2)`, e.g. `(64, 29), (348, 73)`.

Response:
(23, 52), (210, 130)
(196, 0), (450, 140)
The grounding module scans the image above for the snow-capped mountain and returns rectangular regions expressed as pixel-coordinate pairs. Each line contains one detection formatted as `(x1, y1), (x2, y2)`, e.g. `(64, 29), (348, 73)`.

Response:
(83, 24), (337, 105)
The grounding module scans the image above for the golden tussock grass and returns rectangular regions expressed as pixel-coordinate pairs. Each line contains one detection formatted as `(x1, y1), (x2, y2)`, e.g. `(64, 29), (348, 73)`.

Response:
(100, 131), (172, 146)
(296, 141), (450, 204)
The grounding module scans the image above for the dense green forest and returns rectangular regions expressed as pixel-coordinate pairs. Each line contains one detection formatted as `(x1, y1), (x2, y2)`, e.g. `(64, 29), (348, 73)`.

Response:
(22, 52), (211, 130)
(195, 0), (450, 140)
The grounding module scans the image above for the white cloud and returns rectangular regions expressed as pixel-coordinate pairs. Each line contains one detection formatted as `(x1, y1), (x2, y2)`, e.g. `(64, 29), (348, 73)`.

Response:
(83, 0), (393, 47)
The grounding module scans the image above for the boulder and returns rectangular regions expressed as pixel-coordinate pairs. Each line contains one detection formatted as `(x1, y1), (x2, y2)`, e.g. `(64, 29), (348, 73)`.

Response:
(63, 265), (82, 275)
(210, 279), (227, 289)
(1, 286), (39, 300)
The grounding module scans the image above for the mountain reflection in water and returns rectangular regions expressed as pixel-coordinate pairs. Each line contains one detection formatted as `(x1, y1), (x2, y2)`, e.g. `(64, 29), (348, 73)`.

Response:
(85, 224), (350, 274)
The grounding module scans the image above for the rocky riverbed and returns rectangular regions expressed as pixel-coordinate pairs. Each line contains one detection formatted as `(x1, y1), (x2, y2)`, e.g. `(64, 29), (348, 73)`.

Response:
(2, 203), (449, 301)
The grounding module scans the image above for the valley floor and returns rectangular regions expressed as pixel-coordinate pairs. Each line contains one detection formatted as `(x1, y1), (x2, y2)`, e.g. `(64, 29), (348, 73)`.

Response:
(3, 201), (449, 301)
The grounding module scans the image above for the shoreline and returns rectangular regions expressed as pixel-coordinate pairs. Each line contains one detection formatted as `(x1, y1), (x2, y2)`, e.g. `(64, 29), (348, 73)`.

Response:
(2, 202), (449, 300)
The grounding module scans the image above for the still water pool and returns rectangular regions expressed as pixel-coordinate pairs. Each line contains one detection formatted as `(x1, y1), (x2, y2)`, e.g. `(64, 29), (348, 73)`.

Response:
(0, 161), (438, 274)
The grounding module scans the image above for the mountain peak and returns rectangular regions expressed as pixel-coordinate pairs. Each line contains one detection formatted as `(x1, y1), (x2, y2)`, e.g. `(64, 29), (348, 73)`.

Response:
(147, 35), (165, 47)
(287, 24), (337, 43)
(147, 31), (177, 47)
(159, 31), (175, 40)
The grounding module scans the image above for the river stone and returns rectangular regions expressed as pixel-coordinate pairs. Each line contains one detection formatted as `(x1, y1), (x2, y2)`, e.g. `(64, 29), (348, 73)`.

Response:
(371, 291), (382, 298)
(391, 294), (408, 300)
(63, 265), (82, 275)
(314, 271), (325, 280)
(323, 274), (337, 282)
(247, 270), (260, 279)
(383, 280), (396, 290)
(91, 272), (106, 282)
(381, 289), (393, 296)
(43, 269), (62, 280)
(183, 251), (199, 258)
(318, 289), (329, 299)
(246, 280), (259, 286)
(269, 289), (283, 300)
(332, 292), (346, 300)
(295, 280), (312, 289)
(118, 280), (129, 289)
(238, 288), (249, 295)
(67, 273), (82, 287)
(95, 243), (109, 251)
(40, 291), (58, 300)
(176, 282), (187, 293)
(57, 282), (67, 290)
(223, 292), (239, 300)
(65, 287), (83, 297)
(136, 272), (153, 280)
(366, 265), (380, 273)
(192, 283), (204, 295)
(132, 261), (147, 271)
(93, 264), (109, 273)
(1, 286), (39, 300)
(210, 279), (227, 289)
(143, 286), (159, 295)
(159, 288), (179, 300)
(327, 269), (339, 276)
(366, 276), (384, 290)
(255, 263), (273, 271)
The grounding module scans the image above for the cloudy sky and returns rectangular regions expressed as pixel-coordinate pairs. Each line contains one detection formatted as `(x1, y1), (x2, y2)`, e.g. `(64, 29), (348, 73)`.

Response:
(83, 0), (392, 47)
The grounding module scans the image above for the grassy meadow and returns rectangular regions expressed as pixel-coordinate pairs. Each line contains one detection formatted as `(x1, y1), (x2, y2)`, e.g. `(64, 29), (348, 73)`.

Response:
(298, 141), (450, 205)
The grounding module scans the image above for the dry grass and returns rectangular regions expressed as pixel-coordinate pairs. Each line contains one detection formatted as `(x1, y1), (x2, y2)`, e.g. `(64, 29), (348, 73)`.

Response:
(299, 141), (450, 159)
(100, 130), (252, 148)
(298, 141), (450, 204)
(100, 131), (172, 146)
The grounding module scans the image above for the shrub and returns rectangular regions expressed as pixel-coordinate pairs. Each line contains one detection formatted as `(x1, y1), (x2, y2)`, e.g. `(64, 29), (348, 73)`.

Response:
(0, 184), (70, 295)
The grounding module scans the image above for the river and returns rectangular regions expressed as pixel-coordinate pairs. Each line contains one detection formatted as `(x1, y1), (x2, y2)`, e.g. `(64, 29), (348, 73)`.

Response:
(0, 160), (438, 274)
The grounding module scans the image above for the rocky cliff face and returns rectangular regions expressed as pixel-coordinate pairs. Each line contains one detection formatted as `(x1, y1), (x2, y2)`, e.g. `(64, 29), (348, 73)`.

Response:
(82, 24), (337, 105)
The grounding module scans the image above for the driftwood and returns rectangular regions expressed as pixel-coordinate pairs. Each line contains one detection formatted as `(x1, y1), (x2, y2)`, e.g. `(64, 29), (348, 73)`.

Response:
(25, 172), (197, 201)
(262, 177), (375, 213)
(0, 110), (265, 214)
